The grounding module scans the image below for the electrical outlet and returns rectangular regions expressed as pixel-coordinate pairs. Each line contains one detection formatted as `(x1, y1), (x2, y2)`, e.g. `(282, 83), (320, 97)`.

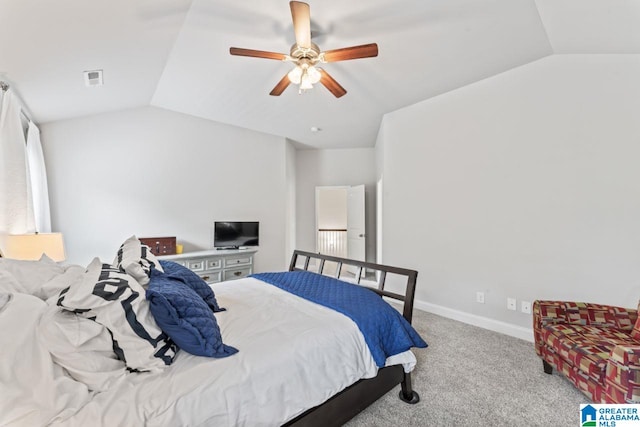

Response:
(507, 297), (517, 311)
(476, 292), (485, 304)
(521, 301), (531, 314)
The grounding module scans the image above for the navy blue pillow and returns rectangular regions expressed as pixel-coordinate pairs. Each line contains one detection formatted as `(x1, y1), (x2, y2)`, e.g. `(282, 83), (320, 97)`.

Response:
(159, 260), (225, 312)
(146, 269), (238, 358)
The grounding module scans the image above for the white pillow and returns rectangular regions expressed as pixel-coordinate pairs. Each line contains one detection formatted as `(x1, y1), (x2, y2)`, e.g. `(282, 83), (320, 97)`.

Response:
(57, 257), (177, 372)
(0, 254), (64, 299)
(38, 304), (128, 391)
(0, 292), (90, 426)
(114, 235), (163, 286)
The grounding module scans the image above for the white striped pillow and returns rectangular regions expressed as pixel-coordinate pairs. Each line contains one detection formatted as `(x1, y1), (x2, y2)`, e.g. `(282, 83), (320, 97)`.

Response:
(114, 236), (163, 286)
(57, 257), (177, 372)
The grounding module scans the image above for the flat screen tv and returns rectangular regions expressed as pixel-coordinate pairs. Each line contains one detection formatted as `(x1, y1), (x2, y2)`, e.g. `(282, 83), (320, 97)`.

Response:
(214, 221), (259, 249)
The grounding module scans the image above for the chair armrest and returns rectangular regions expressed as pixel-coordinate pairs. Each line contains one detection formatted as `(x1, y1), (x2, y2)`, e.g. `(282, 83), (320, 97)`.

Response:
(533, 300), (567, 326)
(533, 300), (568, 356)
(605, 344), (640, 403)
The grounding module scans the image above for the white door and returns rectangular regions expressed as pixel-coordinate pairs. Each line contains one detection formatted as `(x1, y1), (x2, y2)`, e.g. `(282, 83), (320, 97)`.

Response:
(347, 185), (366, 263)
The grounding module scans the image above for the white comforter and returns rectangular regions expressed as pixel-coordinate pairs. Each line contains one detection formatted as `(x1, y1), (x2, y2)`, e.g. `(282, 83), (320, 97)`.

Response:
(52, 277), (415, 426)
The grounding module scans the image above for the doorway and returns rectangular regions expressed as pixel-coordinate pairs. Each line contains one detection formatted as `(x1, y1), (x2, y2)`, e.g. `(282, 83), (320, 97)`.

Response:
(315, 185), (366, 264)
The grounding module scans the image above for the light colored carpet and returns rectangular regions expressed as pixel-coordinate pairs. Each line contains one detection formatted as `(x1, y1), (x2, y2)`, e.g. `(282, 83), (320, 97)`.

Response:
(346, 309), (589, 426)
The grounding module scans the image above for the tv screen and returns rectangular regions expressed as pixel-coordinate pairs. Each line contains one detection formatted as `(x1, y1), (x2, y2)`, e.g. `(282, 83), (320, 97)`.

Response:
(214, 221), (259, 248)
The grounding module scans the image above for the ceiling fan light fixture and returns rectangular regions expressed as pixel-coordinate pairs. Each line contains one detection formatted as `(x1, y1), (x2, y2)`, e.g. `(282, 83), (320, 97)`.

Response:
(307, 66), (321, 84)
(299, 77), (314, 90)
(287, 66), (303, 84)
(289, 64), (321, 91)
(299, 65), (320, 91)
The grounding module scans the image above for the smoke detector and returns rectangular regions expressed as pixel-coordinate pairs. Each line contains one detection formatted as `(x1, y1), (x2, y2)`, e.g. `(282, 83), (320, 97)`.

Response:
(83, 70), (103, 87)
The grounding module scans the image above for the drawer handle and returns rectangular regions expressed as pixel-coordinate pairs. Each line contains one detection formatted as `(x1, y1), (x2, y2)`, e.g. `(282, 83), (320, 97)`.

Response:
(201, 275), (210, 281)
(233, 271), (242, 277)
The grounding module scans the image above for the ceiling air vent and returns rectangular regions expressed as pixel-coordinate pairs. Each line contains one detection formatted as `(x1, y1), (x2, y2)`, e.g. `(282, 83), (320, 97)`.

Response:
(83, 69), (103, 87)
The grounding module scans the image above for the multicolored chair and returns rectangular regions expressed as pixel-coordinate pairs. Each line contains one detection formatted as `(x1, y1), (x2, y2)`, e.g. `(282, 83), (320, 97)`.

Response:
(533, 300), (640, 403)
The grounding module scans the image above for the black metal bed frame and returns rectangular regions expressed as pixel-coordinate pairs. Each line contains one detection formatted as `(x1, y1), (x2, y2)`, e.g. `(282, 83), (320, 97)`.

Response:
(282, 250), (421, 427)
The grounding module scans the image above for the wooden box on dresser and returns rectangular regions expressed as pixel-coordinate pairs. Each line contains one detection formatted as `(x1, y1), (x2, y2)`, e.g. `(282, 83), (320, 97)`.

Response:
(158, 248), (257, 284)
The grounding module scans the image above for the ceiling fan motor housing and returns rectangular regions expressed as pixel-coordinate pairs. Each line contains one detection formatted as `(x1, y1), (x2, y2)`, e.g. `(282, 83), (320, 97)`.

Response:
(290, 42), (321, 63)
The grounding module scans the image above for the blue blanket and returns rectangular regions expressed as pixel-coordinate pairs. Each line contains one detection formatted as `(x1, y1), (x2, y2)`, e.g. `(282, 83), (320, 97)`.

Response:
(250, 271), (427, 367)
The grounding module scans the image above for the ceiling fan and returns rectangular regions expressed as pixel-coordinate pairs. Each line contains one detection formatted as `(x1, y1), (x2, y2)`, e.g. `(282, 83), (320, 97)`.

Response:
(229, 1), (378, 98)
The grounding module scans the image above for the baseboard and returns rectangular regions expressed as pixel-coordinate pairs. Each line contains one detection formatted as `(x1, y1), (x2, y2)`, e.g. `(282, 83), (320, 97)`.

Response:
(414, 299), (534, 342)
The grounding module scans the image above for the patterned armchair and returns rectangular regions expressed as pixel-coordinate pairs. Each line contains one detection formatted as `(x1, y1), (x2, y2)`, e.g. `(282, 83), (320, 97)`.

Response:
(533, 300), (640, 403)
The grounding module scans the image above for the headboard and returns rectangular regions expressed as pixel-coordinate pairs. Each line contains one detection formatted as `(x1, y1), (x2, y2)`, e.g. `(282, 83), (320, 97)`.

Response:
(288, 250), (419, 323)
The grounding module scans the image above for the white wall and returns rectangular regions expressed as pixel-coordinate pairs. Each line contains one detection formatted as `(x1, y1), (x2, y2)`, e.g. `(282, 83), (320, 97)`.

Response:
(284, 140), (297, 264)
(41, 106), (292, 272)
(378, 55), (640, 333)
(317, 187), (347, 229)
(296, 148), (377, 262)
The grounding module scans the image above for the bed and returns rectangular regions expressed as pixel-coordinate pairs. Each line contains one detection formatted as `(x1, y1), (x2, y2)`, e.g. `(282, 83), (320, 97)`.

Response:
(0, 241), (427, 427)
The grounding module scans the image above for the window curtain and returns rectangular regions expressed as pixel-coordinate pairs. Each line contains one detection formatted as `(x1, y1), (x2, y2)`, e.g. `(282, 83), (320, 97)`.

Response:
(26, 121), (51, 233)
(0, 89), (36, 248)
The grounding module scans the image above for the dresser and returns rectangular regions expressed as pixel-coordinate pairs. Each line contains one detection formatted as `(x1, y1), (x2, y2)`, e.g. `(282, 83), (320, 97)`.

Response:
(158, 248), (257, 284)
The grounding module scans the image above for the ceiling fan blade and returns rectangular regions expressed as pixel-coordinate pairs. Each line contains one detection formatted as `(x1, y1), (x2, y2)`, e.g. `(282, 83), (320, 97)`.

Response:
(319, 69), (346, 98)
(290, 1), (311, 48)
(229, 47), (287, 61)
(322, 43), (379, 62)
(270, 74), (291, 96)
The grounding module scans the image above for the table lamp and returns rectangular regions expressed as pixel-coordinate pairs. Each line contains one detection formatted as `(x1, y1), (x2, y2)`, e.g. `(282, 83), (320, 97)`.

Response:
(3, 233), (66, 262)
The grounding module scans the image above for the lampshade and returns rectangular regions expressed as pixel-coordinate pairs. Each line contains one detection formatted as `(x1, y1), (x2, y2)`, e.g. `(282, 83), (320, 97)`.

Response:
(3, 233), (66, 262)
(288, 66), (303, 84)
(306, 66), (321, 84)
(299, 76), (314, 90)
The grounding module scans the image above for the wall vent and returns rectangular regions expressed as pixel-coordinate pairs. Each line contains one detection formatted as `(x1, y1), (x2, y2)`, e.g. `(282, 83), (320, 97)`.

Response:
(83, 70), (103, 87)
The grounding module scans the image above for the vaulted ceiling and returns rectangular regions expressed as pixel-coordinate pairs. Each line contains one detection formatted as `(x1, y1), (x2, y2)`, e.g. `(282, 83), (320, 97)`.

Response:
(1, 0), (639, 148)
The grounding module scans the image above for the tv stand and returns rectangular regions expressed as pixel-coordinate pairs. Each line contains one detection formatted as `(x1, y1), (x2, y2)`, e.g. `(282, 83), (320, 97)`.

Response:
(158, 248), (257, 284)
(216, 246), (239, 250)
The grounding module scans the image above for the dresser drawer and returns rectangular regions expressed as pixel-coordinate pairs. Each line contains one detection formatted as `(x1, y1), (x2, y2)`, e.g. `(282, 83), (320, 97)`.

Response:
(206, 258), (222, 270)
(186, 259), (206, 272)
(223, 266), (252, 281)
(224, 256), (252, 268)
(198, 271), (222, 284)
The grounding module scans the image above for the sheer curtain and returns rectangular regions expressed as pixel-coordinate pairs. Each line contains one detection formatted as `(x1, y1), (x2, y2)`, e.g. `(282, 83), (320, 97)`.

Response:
(26, 121), (51, 232)
(0, 89), (35, 244)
